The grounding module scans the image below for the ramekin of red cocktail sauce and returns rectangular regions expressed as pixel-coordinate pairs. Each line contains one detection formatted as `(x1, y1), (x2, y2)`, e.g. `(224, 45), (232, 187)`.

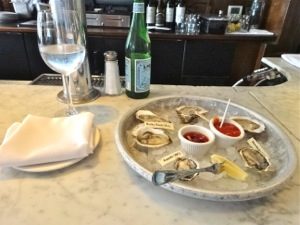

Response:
(213, 117), (241, 137)
(178, 125), (215, 158)
(183, 131), (209, 143)
(209, 116), (245, 148)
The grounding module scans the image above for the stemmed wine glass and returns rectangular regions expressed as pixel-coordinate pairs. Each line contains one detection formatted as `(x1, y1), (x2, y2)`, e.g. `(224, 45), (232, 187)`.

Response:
(37, 9), (86, 115)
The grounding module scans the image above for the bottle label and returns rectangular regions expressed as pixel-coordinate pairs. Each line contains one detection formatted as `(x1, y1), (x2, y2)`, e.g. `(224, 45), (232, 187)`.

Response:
(135, 57), (151, 92)
(175, 7), (185, 23)
(125, 57), (131, 91)
(125, 57), (151, 93)
(133, 3), (145, 13)
(166, 7), (174, 22)
(146, 7), (156, 24)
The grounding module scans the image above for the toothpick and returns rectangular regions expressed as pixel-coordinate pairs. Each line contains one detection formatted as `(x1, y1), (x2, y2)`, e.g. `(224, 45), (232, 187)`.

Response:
(220, 99), (231, 128)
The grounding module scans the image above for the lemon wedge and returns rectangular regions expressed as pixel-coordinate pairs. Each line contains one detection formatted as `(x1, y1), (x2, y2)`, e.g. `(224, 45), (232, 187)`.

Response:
(211, 154), (248, 181)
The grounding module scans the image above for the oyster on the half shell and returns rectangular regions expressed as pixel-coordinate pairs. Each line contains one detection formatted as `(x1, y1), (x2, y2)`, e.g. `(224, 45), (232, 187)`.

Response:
(134, 126), (171, 148)
(174, 157), (199, 181)
(230, 116), (265, 134)
(176, 105), (208, 124)
(136, 110), (167, 122)
(238, 147), (271, 171)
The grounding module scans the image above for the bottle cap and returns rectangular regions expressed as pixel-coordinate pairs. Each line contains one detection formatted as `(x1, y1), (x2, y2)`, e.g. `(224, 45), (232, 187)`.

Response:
(218, 10), (223, 17)
(104, 51), (118, 61)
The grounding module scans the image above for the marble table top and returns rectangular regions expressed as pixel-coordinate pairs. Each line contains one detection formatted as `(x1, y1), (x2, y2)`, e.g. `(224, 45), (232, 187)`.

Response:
(0, 57), (299, 225)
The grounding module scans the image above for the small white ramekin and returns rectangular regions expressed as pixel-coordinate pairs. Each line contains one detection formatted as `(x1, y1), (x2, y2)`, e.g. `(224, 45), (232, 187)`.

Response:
(209, 116), (245, 148)
(178, 125), (215, 158)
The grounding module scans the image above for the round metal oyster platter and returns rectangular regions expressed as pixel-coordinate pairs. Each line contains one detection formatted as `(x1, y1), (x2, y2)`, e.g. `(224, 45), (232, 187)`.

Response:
(115, 96), (297, 201)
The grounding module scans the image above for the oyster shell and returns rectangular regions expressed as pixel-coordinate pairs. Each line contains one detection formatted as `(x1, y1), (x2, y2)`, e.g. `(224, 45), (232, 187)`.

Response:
(176, 105), (208, 124)
(136, 110), (167, 122)
(135, 127), (171, 148)
(131, 123), (146, 137)
(230, 116), (265, 133)
(238, 147), (270, 171)
(174, 157), (199, 181)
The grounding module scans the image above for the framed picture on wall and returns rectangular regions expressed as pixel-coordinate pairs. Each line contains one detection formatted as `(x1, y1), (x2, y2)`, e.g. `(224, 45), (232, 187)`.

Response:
(227, 5), (243, 17)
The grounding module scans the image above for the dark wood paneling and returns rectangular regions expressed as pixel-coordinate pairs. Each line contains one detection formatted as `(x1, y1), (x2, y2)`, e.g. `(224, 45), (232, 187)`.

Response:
(182, 40), (235, 85)
(0, 0), (13, 11)
(0, 32), (30, 80)
(186, 0), (212, 14)
(23, 33), (53, 79)
(88, 36), (183, 84)
(264, 0), (290, 38)
(265, 0), (300, 56)
(230, 41), (265, 83)
(186, 0), (300, 56)
(87, 36), (126, 76)
(151, 39), (183, 84)
(186, 0), (252, 14)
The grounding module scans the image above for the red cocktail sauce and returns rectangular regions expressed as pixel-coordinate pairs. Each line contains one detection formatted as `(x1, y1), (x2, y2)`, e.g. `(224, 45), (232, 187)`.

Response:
(183, 131), (209, 143)
(213, 118), (241, 137)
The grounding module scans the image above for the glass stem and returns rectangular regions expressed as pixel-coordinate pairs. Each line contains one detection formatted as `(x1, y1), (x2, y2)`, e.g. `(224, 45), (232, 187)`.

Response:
(62, 74), (77, 115)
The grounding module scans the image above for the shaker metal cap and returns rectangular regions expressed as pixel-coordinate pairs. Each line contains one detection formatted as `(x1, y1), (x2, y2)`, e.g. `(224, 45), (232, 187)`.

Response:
(104, 51), (118, 61)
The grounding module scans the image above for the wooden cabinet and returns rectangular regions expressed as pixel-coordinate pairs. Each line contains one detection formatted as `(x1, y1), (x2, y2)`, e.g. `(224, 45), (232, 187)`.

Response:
(87, 36), (126, 77)
(182, 40), (235, 85)
(0, 32), (30, 80)
(185, 0), (300, 55)
(0, 25), (275, 85)
(151, 39), (184, 84)
(264, 0), (300, 55)
(87, 36), (184, 84)
(23, 33), (53, 78)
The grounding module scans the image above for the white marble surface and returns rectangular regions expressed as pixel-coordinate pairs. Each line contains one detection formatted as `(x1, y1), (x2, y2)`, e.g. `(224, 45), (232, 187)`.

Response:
(0, 58), (299, 225)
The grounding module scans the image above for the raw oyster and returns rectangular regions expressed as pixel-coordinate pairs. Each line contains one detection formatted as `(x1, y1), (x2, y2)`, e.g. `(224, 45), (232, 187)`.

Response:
(135, 127), (171, 148)
(131, 123), (146, 137)
(176, 105), (208, 124)
(136, 110), (167, 122)
(238, 147), (271, 171)
(174, 157), (199, 181)
(230, 116), (265, 134)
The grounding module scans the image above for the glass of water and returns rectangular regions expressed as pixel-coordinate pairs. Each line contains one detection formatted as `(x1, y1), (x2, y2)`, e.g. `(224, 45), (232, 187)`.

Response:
(37, 9), (86, 115)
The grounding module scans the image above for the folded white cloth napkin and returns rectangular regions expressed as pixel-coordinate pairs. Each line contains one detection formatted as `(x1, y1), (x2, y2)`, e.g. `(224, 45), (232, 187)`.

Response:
(0, 112), (97, 167)
(281, 54), (300, 69)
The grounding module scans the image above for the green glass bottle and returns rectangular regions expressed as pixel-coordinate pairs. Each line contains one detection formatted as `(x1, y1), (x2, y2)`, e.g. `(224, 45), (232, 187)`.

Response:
(125, 0), (151, 99)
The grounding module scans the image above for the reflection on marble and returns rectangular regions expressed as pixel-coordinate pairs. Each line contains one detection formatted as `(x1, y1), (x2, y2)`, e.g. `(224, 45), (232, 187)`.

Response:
(0, 58), (299, 225)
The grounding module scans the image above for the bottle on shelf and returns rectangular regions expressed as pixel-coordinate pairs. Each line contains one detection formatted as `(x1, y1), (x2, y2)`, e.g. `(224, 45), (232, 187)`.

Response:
(146, 0), (156, 27)
(165, 0), (175, 30)
(155, 0), (165, 27)
(249, 0), (266, 29)
(175, 0), (186, 31)
(125, 0), (151, 99)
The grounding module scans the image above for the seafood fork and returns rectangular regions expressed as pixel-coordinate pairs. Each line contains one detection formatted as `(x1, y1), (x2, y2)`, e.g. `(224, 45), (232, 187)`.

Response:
(152, 163), (223, 185)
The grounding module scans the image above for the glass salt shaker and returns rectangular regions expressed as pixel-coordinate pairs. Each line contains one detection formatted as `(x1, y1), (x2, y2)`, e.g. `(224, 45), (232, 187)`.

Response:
(103, 51), (122, 95)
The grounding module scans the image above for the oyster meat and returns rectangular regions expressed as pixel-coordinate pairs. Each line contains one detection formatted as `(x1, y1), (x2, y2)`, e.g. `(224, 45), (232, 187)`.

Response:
(176, 105), (208, 124)
(135, 127), (171, 148)
(238, 147), (270, 171)
(230, 116), (265, 134)
(136, 110), (167, 122)
(174, 157), (199, 181)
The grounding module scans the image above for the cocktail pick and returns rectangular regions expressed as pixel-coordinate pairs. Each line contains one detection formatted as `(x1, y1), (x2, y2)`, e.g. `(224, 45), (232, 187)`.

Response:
(220, 99), (231, 128)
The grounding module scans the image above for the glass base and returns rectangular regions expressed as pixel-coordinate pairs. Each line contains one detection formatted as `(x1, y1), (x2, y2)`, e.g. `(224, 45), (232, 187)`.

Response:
(53, 107), (78, 117)
(57, 88), (101, 104)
